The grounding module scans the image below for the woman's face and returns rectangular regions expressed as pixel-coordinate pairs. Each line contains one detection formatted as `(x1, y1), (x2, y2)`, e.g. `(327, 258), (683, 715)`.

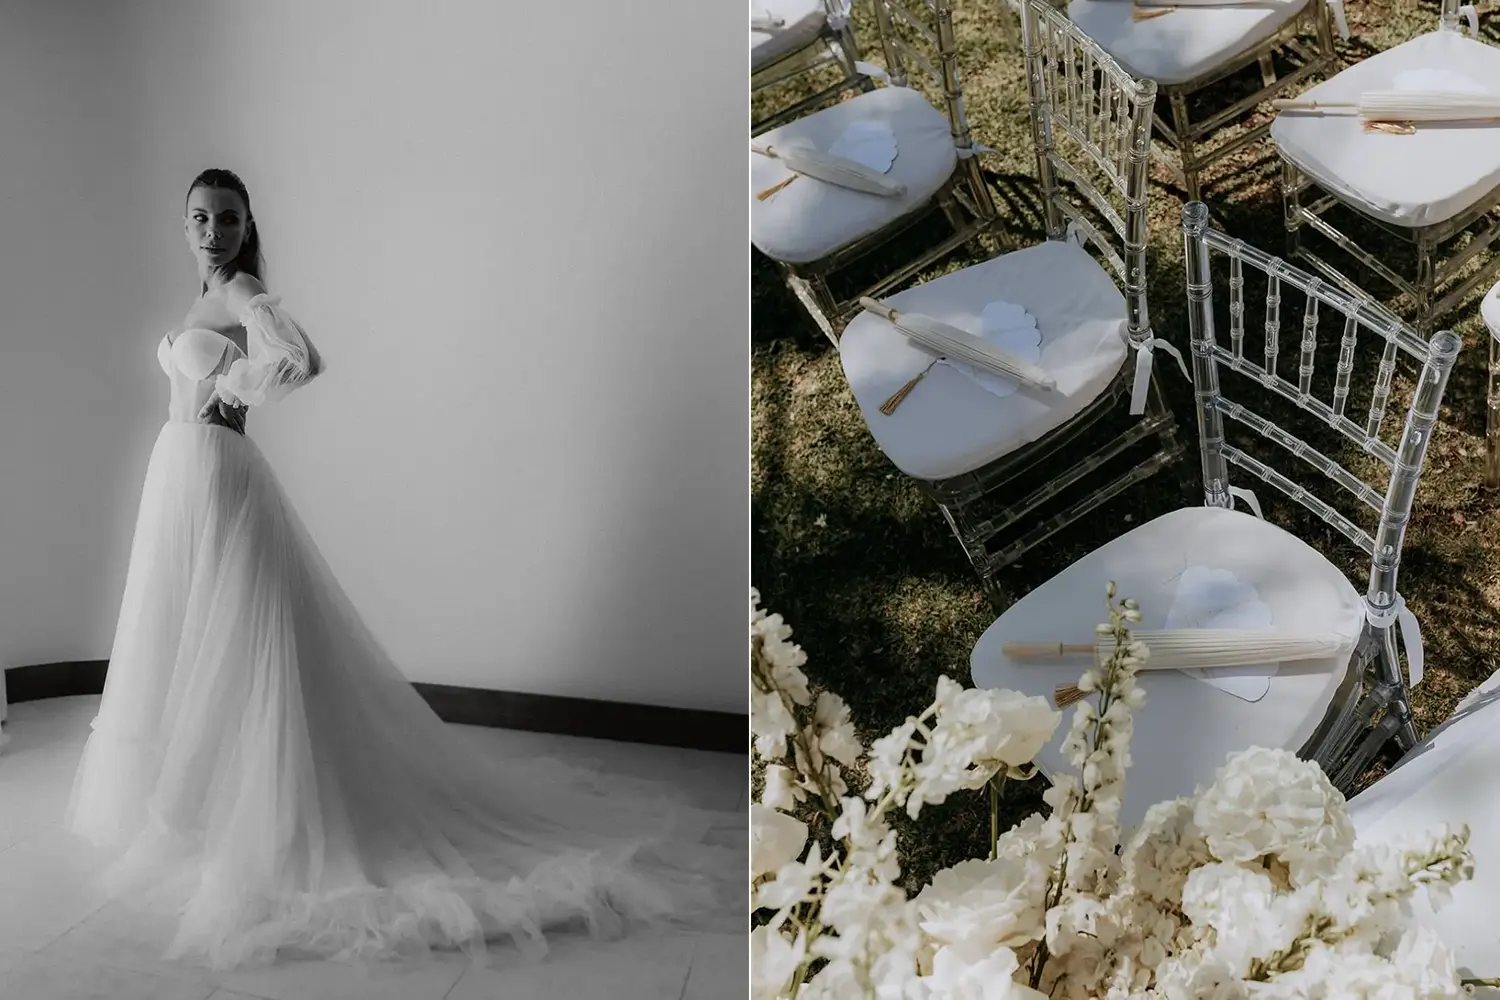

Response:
(184, 186), (250, 269)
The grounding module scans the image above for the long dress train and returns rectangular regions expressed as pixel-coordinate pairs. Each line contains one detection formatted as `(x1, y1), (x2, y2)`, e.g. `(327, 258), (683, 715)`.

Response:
(62, 293), (743, 971)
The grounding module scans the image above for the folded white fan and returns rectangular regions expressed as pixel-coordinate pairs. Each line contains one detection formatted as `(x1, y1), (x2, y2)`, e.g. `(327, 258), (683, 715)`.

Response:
(1000, 629), (1347, 706)
(751, 141), (906, 198)
(860, 296), (1056, 413)
(1273, 90), (1500, 124)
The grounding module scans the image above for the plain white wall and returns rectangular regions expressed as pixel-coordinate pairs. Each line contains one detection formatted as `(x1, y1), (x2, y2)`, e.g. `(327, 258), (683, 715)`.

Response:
(0, 0), (745, 714)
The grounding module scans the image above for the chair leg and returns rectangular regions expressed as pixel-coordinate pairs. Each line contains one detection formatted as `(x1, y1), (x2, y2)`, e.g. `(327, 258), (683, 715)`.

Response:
(1414, 238), (1437, 335)
(1281, 159), (1303, 262)
(1487, 332), (1500, 489)
(781, 266), (841, 348)
(936, 498), (1003, 608)
(1169, 91), (1202, 203)
(1257, 53), (1277, 88)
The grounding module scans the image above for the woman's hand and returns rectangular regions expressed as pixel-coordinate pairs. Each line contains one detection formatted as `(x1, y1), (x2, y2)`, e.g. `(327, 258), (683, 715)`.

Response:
(198, 393), (247, 436)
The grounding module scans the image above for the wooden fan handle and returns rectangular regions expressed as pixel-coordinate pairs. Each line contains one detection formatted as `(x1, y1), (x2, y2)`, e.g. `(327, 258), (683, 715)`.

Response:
(1003, 642), (1097, 658)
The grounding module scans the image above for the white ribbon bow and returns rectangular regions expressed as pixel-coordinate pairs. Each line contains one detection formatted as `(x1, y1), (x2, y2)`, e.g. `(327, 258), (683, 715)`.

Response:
(1326, 0), (1350, 39)
(1365, 594), (1425, 689)
(1228, 486), (1264, 520)
(1129, 335), (1189, 416)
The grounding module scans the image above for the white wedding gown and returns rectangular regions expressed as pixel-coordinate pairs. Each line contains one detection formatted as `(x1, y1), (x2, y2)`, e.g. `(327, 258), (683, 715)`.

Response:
(62, 293), (742, 971)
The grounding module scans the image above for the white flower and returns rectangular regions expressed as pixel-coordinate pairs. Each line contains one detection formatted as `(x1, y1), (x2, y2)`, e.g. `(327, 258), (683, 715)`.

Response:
(761, 764), (804, 812)
(1387, 923), (1464, 997)
(1180, 861), (1304, 977)
(756, 842), (826, 911)
(812, 691), (862, 767)
(750, 925), (807, 1000)
(919, 943), (1048, 1000)
(915, 856), (1049, 953)
(1192, 747), (1354, 886)
(752, 688), (799, 760)
(1120, 797), (1213, 906)
(868, 718), (919, 804)
(932, 677), (1060, 775)
(752, 804), (810, 879)
(832, 796), (901, 884)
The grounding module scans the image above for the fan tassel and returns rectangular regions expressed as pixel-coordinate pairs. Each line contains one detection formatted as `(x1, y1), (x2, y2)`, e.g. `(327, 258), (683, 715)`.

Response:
(757, 175), (799, 201)
(880, 357), (941, 414)
(1054, 684), (1086, 708)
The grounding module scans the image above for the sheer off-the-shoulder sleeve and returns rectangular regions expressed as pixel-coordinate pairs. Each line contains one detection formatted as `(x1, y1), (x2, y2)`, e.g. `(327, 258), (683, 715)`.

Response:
(214, 293), (324, 408)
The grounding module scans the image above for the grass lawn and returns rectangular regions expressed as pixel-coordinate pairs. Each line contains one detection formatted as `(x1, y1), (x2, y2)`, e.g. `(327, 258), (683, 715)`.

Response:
(751, 0), (1500, 893)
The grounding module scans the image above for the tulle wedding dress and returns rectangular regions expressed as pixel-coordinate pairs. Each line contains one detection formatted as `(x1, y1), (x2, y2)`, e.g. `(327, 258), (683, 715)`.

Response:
(62, 293), (742, 971)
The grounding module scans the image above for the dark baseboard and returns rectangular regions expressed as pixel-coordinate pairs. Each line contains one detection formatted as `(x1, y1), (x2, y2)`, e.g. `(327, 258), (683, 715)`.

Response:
(4, 661), (746, 755)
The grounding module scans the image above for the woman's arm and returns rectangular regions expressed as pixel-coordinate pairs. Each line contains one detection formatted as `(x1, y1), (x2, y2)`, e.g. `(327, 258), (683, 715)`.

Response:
(215, 275), (324, 407)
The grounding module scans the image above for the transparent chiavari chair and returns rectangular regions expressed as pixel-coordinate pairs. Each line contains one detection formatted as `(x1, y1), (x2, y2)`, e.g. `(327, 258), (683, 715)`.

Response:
(837, 0), (1185, 603)
(750, 0), (998, 346)
(1066, 0), (1344, 201)
(970, 202), (1461, 825)
(1275, 0), (1496, 336)
(1274, 0), (1500, 483)
(752, 0), (873, 136)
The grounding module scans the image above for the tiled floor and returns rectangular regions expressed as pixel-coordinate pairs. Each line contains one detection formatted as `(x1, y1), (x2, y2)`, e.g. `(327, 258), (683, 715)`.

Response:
(0, 696), (746, 1000)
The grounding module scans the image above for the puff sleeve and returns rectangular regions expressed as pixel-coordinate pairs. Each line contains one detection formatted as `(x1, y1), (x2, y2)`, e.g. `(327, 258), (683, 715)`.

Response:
(214, 293), (324, 408)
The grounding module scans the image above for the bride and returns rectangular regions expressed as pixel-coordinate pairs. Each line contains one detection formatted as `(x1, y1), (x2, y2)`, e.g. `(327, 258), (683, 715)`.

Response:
(61, 168), (741, 972)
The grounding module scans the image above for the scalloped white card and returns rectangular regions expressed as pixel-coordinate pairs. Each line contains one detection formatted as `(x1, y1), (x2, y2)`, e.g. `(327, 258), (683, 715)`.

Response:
(827, 120), (899, 174)
(947, 302), (1044, 398)
(1164, 566), (1276, 702)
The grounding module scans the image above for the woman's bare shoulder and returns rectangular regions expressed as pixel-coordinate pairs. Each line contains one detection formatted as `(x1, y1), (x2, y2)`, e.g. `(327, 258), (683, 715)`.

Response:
(227, 272), (268, 311)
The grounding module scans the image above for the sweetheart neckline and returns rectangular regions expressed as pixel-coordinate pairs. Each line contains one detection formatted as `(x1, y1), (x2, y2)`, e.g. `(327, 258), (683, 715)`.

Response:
(165, 327), (247, 353)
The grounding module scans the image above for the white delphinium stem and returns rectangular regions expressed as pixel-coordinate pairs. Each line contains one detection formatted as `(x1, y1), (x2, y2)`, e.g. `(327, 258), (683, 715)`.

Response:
(1030, 583), (1147, 995)
(751, 589), (851, 822)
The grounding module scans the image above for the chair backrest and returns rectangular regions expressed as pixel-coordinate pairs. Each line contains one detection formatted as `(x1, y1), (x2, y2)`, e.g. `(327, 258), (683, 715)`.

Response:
(1180, 201), (1461, 615)
(869, 0), (980, 157)
(1439, 0), (1476, 34)
(1019, 0), (1157, 349)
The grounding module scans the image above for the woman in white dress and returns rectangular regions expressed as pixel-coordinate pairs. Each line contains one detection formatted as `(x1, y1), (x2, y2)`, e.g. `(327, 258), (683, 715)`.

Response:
(62, 169), (741, 971)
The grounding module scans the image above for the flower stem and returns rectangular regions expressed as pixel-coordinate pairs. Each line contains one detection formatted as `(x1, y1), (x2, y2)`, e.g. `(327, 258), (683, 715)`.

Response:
(989, 775), (1002, 860)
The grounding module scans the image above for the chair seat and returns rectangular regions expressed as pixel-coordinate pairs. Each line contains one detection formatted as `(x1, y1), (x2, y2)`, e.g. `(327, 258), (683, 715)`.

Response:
(751, 85), (958, 265)
(838, 240), (1131, 482)
(1271, 30), (1500, 228)
(1068, 0), (1308, 87)
(970, 505), (1365, 830)
(1346, 677), (1500, 975)
(752, 0), (831, 72)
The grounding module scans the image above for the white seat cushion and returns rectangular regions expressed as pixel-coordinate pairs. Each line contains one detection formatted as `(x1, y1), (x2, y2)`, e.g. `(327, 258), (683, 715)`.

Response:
(751, 85), (958, 264)
(1271, 30), (1500, 228)
(1347, 684), (1500, 976)
(1069, 0), (1308, 87)
(752, 0), (829, 72)
(970, 505), (1365, 830)
(838, 240), (1132, 481)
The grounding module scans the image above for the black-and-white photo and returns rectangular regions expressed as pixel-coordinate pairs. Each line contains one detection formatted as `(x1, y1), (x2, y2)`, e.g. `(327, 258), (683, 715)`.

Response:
(0, 1), (746, 997)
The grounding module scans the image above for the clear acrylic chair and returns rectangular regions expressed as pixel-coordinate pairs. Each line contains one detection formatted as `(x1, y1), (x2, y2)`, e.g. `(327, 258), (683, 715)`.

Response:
(836, 0), (1185, 603)
(970, 201), (1461, 825)
(750, 0), (998, 346)
(1067, 0), (1345, 201)
(752, 0), (872, 135)
(1275, 0), (1497, 337)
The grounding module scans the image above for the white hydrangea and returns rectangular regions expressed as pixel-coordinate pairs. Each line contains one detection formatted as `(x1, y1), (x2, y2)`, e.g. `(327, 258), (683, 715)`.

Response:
(1193, 746), (1355, 886)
